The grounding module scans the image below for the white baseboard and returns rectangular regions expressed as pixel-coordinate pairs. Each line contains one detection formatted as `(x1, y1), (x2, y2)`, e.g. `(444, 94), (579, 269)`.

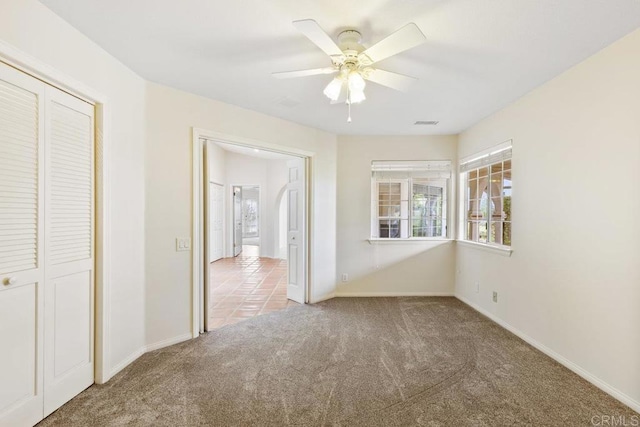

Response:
(310, 292), (336, 304)
(455, 294), (640, 413)
(144, 332), (193, 352)
(105, 332), (194, 382)
(108, 347), (145, 380)
(336, 291), (454, 297)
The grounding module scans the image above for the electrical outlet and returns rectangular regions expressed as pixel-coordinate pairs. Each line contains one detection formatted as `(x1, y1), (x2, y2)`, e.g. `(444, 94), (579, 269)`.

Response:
(176, 238), (191, 252)
(492, 291), (498, 303)
(475, 282), (480, 293)
(341, 273), (349, 282)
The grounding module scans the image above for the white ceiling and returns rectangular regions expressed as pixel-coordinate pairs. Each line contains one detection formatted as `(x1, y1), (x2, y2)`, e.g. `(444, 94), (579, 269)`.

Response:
(40, 0), (640, 135)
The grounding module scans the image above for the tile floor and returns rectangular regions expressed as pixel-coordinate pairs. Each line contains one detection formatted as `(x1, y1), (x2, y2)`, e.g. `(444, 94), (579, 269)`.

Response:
(208, 245), (299, 329)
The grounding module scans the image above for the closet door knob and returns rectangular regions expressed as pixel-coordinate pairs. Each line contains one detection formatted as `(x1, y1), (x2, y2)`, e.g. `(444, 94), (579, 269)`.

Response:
(3, 277), (17, 286)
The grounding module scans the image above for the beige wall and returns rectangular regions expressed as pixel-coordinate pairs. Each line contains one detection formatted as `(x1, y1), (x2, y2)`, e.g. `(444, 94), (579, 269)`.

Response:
(145, 82), (337, 346)
(0, 0), (147, 376)
(456, 28), (640, 410)
(206, 140), (227, 185)
(266, 160), (290, 259)
(336, 135), (458, 296)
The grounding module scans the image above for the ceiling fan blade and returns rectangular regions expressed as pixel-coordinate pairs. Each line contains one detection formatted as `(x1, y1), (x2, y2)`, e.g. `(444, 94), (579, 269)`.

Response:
(359, 23), (426, 64)
(272, 67), (337, 79)
(293, 19), (344, 57)
(364, 69), (417, 92)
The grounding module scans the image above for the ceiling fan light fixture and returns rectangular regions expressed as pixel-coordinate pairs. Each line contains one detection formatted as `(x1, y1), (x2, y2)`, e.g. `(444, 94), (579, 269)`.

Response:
(348, 71), (366, 93)
(323, 77), (343, 101)
(348, 88), (366, 104)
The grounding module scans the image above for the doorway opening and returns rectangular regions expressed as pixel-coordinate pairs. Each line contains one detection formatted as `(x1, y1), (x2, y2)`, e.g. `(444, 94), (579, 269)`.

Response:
(232, 185), (260, 256)
(197, 134), (310, 333)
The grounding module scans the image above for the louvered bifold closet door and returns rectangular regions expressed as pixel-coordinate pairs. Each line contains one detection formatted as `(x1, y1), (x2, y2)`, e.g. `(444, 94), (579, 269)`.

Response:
(43, 85), (95, 417)
(0, 63), (46, 426)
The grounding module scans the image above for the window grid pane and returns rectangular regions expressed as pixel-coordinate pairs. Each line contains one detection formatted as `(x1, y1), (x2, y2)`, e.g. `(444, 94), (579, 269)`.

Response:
(374, 176), (447, 239)
(376, 180), (409, 238)
(411, 181), (446, 238)
(464, 158), (511, 247)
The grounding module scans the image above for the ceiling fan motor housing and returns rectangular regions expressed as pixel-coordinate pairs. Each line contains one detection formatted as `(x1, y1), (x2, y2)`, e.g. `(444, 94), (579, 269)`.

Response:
(335, 29), (367, 71)
(338, 29), (363, 50)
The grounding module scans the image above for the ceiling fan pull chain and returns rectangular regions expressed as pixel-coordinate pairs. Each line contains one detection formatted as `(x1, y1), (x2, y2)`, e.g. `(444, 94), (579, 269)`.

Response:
(347, 88), (352, 123)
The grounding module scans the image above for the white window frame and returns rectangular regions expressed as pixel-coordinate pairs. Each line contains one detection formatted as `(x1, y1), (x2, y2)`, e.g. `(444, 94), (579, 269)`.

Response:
(372, 178), (410, 239)
(458, 141), (512, 254)
(370, 160), (451, 241)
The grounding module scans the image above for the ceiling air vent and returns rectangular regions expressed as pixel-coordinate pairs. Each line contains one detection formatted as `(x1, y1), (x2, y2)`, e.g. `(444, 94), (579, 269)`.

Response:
(414, 120), (439, 125)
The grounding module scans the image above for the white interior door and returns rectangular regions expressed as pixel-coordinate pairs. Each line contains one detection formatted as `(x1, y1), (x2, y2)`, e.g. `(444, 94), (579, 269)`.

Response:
(233, 186), (242, 256)
(205, 182), (223, 332)
(209, 183), (223, 262)
(0, 60), (46, 427)
(286, 158), (306, 304)
(203, 140), (224, 265)
(43, 85), (95, 416)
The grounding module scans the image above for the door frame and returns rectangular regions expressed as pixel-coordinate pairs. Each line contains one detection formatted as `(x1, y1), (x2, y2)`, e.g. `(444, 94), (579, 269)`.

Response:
(192, 128), (312, 336)
(0, 41), (112, 383)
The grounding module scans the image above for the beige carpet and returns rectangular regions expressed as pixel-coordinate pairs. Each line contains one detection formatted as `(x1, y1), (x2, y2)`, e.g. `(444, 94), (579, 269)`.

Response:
(39, 297), (637, 426)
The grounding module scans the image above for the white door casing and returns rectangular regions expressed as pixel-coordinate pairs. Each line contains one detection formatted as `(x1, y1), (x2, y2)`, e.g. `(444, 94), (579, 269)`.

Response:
(286, 158), (306, 304)
(43, 85), (95, 417)
(0, 60), (46, 427)
(233, 186), (242, 257)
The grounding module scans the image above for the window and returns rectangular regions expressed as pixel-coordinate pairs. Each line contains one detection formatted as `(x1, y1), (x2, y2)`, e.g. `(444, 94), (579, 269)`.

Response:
(460, 144), (512, 247)
(371, 161), (451, 239)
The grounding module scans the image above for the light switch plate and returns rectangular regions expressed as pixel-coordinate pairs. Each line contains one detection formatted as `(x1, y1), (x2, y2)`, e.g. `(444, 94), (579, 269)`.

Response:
(176, 238), (191, 252)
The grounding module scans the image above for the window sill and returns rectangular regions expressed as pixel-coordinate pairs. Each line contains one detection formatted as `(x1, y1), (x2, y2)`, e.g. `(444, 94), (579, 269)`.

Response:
(456, 240), (512, 257)
(367, 238), (453, 245)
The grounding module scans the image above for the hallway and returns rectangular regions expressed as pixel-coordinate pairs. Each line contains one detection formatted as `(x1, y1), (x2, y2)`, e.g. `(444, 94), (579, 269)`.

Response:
(208, 247), (299, 329)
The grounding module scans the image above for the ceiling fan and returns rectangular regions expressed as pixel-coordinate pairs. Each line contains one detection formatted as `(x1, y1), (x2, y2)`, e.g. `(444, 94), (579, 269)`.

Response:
(273, 19), (427, 122)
